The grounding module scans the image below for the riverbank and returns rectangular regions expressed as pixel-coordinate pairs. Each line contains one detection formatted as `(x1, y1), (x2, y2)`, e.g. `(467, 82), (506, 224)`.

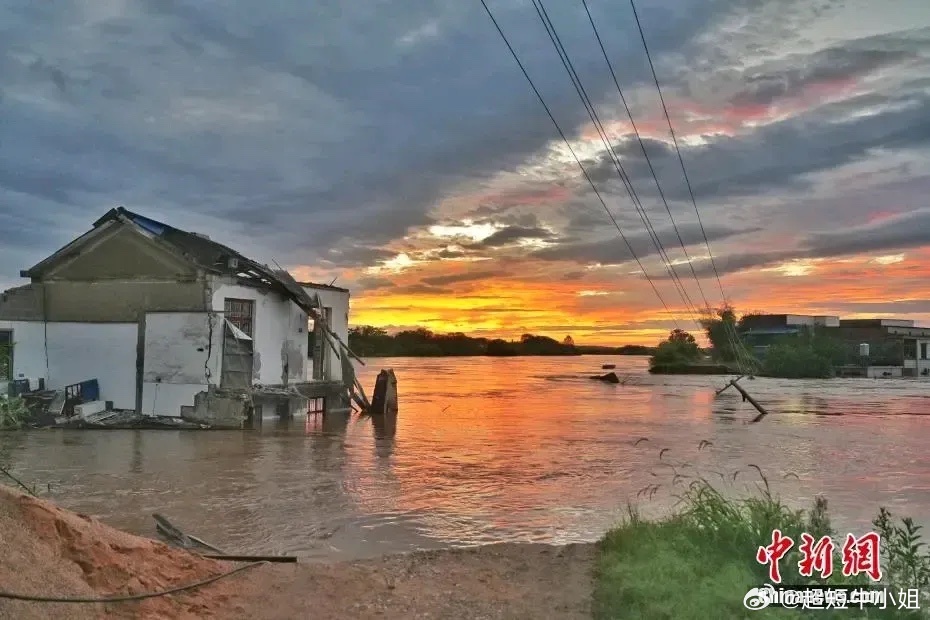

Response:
(0, 484), (595, 619)
(3, 476), (928, 619)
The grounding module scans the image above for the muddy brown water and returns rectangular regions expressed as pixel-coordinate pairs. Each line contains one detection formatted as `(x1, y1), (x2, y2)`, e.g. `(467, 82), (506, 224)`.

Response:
(1, 356), (928, 561)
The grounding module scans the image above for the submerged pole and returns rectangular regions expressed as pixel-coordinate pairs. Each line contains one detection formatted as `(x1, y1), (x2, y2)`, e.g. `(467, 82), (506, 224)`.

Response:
(715, 374), (744, 396)
(727, 379), (770, 423)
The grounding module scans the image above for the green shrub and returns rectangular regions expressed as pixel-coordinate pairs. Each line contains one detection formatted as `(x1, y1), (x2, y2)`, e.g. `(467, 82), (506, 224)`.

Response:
(0, 396), (30, 430)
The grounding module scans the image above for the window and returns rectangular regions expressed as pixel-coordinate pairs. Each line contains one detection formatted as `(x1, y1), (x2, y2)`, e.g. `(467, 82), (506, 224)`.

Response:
(224, 298), (255, 338)
(0, 330), (11, 381)
(922, 342), (929, 360)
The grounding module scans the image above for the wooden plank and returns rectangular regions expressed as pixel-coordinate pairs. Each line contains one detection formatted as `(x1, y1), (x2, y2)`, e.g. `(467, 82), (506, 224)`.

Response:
(153, 513), (193, 548)
(201, 553), (297, 563)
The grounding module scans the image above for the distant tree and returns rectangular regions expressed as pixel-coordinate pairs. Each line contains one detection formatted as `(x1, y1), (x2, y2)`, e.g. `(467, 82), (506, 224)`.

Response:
(562, 335), (575, 346)
(667, 329), (696, 345)
(650, 329), (702, 368)
(700, 304), (740, 362)
(487, 339), (519, 356)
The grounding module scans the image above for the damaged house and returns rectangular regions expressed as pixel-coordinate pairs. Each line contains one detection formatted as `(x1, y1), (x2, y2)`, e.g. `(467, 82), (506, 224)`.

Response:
(0, 207), (363, 425)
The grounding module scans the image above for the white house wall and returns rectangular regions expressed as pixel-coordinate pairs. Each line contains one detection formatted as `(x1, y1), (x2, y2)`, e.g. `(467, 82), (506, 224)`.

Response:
(0, 320), (137, 408)
(210, 282), (308, 385)
(141, 312), (224, 417)
(302, 286), (350, 382)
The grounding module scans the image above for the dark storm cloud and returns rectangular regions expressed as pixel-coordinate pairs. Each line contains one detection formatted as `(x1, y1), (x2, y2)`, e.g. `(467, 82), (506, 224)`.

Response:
(0, 0), (927, 285)
(534, 222), (759, 265)
(584, 91), (930, 205)
(0, 0), (797, 279)
(731, 47), (917, 108)
(673, 208), (930, 278)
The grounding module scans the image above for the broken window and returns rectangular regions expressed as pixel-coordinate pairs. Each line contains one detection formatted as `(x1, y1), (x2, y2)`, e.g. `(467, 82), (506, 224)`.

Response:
(224, 298), (255, 338)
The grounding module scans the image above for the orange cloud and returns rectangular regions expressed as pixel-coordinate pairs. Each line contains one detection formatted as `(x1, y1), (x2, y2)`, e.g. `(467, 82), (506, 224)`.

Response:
(337, 245), (930, 346)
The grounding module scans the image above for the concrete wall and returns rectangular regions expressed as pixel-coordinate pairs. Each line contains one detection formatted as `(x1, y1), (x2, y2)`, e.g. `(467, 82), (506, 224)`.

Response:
(918, 339), (930, 378)
(303, 285), (350, 382)
(1, 281), (207, 323)
(43, 280), (207, 322)
(0, 320), (137, 408)
(0, 286), (44, 321)
(43, 223), (198, 281)
(867, 366), (903, 378)
(141, 312), (224, 416)
(210, 280), (307, 386)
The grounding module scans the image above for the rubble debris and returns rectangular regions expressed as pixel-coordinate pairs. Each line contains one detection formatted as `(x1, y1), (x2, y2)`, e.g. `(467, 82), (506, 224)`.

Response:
(179, 388), (251, 429)
(55, 410), (210, 430)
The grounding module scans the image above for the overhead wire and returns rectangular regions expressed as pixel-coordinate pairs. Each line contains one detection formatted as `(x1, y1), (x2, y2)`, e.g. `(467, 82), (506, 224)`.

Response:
(476, 0), (681, 329)
(528, 0), (705, 326)
(0, 561), (265, 604)
(577, 0), (710, 311)
(625, 0), (758, 372)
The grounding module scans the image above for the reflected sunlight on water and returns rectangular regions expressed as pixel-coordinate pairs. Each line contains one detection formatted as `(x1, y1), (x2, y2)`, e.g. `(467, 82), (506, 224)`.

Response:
(1, 356), (928, 560)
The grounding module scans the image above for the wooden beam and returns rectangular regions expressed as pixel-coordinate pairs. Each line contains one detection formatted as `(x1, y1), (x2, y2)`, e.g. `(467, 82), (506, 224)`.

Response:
(201, 553), (297, 563)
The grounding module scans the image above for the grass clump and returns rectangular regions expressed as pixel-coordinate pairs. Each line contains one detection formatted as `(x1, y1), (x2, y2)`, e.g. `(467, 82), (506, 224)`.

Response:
(0, 396), (30, 430)
(595, 465), (928, 619)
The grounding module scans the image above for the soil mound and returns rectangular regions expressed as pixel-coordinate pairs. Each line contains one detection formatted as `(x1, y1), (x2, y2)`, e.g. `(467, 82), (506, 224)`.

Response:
(0, 484), (245, 619)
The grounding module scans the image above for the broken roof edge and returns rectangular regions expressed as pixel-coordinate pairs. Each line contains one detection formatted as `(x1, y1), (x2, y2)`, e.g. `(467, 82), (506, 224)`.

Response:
(296, 281), (350, 293)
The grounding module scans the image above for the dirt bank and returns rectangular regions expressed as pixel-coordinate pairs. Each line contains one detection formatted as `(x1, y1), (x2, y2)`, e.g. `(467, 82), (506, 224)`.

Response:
(0, 485), (595, 619)
(0, 484), (241, 619)
(234, 542), (595, 619)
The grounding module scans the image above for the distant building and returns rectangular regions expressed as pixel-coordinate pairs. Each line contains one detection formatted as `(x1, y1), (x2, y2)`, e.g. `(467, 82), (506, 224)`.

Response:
(835, 319), (930, 377)
(738, 314), (839, 356)
(737, 312), (930, 378)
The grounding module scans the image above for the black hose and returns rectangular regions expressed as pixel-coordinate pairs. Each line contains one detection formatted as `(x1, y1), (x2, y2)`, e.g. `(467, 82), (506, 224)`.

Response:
(0, 561), (264, 603)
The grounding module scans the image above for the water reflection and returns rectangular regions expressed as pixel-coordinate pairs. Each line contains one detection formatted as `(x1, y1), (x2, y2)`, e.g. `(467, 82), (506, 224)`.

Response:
(371, 412), (397, 441)
(1, 356), (928, 560)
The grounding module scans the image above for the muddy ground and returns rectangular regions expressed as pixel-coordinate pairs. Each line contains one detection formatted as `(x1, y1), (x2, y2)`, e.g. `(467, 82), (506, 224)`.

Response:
(0, 484), (596, 619)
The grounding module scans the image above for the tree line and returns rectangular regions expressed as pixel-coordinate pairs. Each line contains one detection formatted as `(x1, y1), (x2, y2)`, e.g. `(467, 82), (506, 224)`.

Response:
(346, 326), (655, 358)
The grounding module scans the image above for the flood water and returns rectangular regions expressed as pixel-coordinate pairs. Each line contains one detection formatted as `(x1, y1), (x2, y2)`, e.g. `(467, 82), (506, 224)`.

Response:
(2, 356), (929, 560)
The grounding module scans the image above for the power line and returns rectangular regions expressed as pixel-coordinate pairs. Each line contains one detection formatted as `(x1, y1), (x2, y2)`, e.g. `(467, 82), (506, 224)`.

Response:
(477, 0), (680, 328)
(578, 0), (709, 310)
(625, 0), (755, 371)
(627, 0), (726, 303)
(529, 0), (703, 324)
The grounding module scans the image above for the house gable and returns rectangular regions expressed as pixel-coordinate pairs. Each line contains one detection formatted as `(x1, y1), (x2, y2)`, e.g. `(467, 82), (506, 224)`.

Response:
(31, 220), (199, 281)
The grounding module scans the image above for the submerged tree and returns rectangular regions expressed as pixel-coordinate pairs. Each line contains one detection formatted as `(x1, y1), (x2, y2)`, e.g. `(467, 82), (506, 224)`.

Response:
(699, 304), (740, 362)
(650, 329), (702, 368)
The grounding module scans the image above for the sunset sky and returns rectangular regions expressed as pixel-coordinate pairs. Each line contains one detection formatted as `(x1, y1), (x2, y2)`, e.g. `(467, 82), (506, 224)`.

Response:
(2, 1), (930, 344)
